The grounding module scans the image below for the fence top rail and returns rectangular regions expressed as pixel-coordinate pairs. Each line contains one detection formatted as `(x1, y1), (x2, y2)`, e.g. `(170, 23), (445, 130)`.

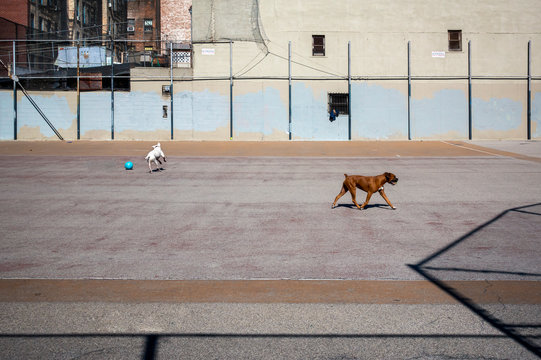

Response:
(0, 39), (190, 43)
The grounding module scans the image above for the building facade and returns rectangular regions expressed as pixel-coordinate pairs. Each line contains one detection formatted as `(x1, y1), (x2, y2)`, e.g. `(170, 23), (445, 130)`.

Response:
(160, 0), (191, 67)
(126, 0), (160, 62)
(189, 0), (541, 141)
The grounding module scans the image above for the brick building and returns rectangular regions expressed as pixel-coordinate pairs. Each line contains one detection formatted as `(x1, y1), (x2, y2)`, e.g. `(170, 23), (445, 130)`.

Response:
(0, 0), (68, 74)
(126, 0), (160, 61)
(160, 0), (191, 67)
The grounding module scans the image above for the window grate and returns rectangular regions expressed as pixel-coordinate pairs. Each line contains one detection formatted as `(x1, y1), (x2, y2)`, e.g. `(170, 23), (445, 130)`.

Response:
(329, 93), (349, 115)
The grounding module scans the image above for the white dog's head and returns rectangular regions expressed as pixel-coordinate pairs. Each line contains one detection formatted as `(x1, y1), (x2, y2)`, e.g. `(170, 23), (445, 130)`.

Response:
(152, 142), (161, 149)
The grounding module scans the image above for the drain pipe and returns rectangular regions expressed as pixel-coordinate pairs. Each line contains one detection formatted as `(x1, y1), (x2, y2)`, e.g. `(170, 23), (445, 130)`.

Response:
(468, 40), (472, 140)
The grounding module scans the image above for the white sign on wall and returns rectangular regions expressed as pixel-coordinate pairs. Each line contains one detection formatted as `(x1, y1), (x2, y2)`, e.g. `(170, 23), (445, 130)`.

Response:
(432, 51), (446, 58)
(202, 48), (215, 55)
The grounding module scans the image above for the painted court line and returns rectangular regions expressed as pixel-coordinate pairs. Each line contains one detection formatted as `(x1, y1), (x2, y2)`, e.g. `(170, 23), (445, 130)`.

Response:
(1, 280), (540, 304)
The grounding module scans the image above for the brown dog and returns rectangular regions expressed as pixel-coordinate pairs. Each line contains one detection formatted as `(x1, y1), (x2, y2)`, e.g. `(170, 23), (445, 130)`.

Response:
(332, 172), (398, 210)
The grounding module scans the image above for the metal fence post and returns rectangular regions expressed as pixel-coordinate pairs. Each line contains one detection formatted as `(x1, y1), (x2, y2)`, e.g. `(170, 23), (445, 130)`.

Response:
(13, 41), (17, 140)
(348, 41), (351, 141)
(288, 41), (292, 140)
(407, 41), (411, 140)
(527, 40), (531, 140)
(170, 42), (174, 140)
(111, 40), (115, 140)
(230, 40), (233, 140)
(468, 40), (472, 140)
(77, 40), (80, 140)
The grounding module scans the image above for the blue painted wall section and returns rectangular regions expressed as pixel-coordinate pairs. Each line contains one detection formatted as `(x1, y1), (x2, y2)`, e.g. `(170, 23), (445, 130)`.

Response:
(291, 82), (348, 140)
(351, 83), (407, 140)
(114, 92), (170, 136)
(0, 87), (536, 140)
(80, 92), (111, 137)
(0, 92), (14, 140)
(411, 89), (468, 139)
(472, 97), (522, 132)
(16, 93), (74, 138)
(190, 89), (229, 134)
(173, 88), (229, 138)
(233, 86), (288, 138)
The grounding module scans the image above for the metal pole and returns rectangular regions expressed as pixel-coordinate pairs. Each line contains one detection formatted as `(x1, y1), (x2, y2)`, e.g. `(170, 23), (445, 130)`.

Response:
(13, 41), (17, 140)
(77, 40), (80, 140)
(468, 40), (472, 140)
(170, 42), (174, 140)
(288, 41), (292, 140)
(229, 40), (233, 140)
(527, 40), (531, 140)
(111, 40), (115, 140)
(348, 41), (351, 141)
(407, 41), (411, 140)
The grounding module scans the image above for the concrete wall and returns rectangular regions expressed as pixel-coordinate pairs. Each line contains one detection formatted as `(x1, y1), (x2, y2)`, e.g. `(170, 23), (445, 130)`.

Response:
(1, 78), (540, 141)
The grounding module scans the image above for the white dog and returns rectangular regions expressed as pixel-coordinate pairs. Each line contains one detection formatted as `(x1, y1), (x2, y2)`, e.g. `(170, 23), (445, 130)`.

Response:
(145, 142), (167, 173)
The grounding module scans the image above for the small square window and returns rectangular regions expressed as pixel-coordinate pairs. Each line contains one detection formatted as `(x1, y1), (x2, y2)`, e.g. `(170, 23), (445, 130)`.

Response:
(144, 19), (153, 33)
(127, 18), (135, 33)
(329, 93), (349, 116)
(448, 30), (462, 51)
(312, 35), (325, 56)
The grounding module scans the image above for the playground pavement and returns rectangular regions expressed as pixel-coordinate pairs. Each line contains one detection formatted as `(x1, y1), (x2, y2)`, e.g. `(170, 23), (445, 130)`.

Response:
(0, 139), (540, 359)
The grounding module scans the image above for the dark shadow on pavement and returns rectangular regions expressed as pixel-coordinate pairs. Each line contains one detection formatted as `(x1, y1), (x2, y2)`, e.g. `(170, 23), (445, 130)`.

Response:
(409, 203), (541, 357)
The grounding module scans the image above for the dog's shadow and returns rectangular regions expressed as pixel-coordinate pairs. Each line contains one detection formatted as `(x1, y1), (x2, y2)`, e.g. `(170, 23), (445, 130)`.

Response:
(333, 203), (393, 210)
(150, 168), (166, 173)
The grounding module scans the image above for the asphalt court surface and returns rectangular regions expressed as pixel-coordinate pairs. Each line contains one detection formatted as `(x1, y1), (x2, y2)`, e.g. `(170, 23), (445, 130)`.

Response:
(0, 140), (540, 281)
(0, 140), (540, 359)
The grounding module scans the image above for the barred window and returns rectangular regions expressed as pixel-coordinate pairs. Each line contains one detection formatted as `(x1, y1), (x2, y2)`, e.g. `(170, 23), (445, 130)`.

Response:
(312, 35), (325, 56)
(329, 93), (349, 115)
(448, 30), (462, 51)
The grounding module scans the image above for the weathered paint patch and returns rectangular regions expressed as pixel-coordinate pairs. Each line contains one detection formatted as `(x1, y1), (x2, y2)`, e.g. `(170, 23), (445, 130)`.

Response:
(233, 86), (288, 138)
(0, 92), (14, 140)
(292, 82), (348, 140)
(473, 97), (522, 131)
(351, 83), (407, 140)
(411, 89), (468, 139)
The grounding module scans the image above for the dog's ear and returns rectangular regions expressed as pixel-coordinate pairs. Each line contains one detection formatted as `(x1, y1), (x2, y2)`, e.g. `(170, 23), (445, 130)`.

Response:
(384, 172), (391, 181)
(157, 142), (161, 147)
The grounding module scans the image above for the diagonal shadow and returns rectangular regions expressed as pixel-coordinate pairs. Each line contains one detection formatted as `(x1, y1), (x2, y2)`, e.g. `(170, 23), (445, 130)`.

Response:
(409, 202), (541, 357)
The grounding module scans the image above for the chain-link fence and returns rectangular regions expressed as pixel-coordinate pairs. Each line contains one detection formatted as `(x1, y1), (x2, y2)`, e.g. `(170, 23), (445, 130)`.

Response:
(0, 38), (191, 91)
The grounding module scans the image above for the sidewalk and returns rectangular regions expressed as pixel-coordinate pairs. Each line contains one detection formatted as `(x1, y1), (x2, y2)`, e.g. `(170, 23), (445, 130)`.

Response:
(0, 140), (539, 162)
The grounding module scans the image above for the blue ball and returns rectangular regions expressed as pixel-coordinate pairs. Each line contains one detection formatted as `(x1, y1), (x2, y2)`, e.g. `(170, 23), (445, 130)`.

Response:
(124, 161), (133, 170)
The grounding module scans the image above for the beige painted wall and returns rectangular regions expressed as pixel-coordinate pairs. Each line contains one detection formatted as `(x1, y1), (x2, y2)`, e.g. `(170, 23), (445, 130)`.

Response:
(193, 0), (541, 79)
